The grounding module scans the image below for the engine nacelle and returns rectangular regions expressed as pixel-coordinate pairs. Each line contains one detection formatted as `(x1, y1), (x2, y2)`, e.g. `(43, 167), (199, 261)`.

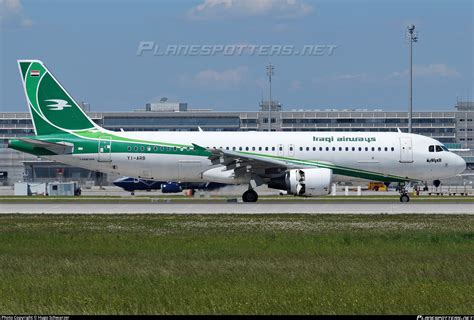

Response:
(285, 168), (332, 196)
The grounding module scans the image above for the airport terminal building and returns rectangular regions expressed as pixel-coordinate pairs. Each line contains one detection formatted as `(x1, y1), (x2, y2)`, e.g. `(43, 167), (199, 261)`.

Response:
(1, 101), (473, 186)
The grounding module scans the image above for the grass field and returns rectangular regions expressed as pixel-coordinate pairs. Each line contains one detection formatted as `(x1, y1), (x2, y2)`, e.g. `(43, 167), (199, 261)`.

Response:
(0, 214), (473, 314)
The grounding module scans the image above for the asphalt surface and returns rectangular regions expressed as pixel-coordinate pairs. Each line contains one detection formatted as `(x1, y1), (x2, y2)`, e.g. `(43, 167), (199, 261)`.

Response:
(1, 202), (473, 214)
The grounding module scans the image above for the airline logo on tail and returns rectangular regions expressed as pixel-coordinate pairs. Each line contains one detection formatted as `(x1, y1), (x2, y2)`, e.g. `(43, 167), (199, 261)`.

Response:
(17, 59), (100, 134)
(45, 99), (72, 111)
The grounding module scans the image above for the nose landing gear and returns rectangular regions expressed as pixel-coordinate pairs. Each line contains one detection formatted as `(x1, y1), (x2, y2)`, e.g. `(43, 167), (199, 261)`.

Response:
(400, 192), (410, 202)
(398, 182), (410, 203)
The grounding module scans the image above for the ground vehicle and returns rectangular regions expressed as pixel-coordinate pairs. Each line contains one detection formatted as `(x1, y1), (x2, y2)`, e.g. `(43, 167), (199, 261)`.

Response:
(368, 182), (387, 191)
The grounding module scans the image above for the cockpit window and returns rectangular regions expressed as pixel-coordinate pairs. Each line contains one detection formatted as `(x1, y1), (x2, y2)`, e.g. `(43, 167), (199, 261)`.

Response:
(429, 145), (434, 152)
(441, 145), (449, 151)
(435, 145), (443, 152)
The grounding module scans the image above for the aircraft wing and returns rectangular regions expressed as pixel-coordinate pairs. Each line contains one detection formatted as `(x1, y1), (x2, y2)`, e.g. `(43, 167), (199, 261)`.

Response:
(192, 143), (308, 173)
(17, 138), (74, 155)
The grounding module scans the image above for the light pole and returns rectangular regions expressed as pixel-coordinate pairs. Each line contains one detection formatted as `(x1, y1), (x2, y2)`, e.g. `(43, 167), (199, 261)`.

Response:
(266, 64), (274, 132)
(406, 24), (418, 133)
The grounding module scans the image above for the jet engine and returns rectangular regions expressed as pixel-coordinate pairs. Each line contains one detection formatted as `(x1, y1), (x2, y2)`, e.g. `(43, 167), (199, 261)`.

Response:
(269, 168), (332, 196)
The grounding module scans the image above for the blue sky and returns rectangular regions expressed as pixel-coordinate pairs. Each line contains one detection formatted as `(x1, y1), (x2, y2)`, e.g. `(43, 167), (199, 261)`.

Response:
(1, 0), (472, 112)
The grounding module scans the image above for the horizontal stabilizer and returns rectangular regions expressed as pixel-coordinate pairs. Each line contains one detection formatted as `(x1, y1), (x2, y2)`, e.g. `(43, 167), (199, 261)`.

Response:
(17, 138), (73, 154)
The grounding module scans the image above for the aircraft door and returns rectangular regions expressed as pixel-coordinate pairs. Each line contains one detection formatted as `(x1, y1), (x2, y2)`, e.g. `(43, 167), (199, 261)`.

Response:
(399, 137), (413, 163)
(98, 136), (112, 162)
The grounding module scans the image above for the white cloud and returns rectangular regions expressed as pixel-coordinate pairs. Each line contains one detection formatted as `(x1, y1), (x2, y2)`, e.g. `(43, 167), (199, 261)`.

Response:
(313, 73), (369, 83)
(255, 76), (266, 90)
(330, 74), (369, 81)
(290, 79), (303, 91)
(1, 0), (22, 12)
(0, 0), (33, 28)
(188, 0), (313, 20)
(387, 64), (461, 79)
(272, 23), (291, 33)
(178, 66), (249, 89)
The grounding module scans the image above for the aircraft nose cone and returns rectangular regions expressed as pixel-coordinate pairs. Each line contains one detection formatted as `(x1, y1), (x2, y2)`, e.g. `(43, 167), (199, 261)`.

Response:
(454, 154), (466, 174)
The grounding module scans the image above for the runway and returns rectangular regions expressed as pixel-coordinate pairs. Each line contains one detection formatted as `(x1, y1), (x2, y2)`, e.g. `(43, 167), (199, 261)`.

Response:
(1, 202), (473, 214)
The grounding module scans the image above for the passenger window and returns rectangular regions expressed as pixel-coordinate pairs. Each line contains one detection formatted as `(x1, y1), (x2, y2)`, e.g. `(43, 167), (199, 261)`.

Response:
(140, 146), (145, 151)
(371, 147), (375, 151)
(252, 147), (256, 151)
(384, 147), (388, 151)
(326, 147), (329, 151)
(306, 147), (310, 151)
(265, 147), (269, 151)
(259, 147), (262, 151)
(127, 146), (131, 151)
(160, 146), (164, 151)
(435, 145), (443, 152)
(245, 147), (249, 151)
(271, 147), (275, 151)
(332, 147), (336, 151)
(339, 147), (342, 151)
(319, 147), (323, 151)
(352, 147), (355, 151)
(239, 147), (242, 151)
(345, 147), (349, 151)
(313, 147), (316, 151)
(300, 147), (303, 151)
(429, 145), (434, 152)
(289, 146), (293, 151)
(358, 147), (362, 151)
(391, 147), (394, 151)
(279, 146), (283, 151)
(378, 147), (381, 151)
(365, 147), (368, 151)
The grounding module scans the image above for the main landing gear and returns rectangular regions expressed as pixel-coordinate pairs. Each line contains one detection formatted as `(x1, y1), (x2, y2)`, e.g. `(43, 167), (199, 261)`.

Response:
(242, 189), (258, 202)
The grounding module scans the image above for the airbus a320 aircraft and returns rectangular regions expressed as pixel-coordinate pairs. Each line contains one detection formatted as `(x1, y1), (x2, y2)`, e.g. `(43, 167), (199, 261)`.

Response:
(9, 60), (466, 202)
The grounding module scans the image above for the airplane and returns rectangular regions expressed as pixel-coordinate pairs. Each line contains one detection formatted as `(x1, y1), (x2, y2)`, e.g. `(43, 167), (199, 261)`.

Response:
(113, 176), (228, 195)
(9, 60), (466, 202)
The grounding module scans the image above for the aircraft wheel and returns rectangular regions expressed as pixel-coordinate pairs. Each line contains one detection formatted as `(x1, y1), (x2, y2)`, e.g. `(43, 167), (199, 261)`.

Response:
(242, 189), (258, 202)
(400, 194), (410, 203)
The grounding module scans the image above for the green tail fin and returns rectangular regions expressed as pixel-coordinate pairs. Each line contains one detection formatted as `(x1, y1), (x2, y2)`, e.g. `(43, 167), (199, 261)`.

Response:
(18, 60), (99, 135)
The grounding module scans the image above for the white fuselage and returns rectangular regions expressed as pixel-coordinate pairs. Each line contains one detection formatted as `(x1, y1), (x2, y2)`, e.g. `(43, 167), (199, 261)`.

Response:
(46, 131), (466, 185)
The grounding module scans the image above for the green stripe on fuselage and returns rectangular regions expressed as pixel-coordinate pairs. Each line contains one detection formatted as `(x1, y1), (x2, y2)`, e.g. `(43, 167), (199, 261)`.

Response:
(10, 132), (410, 183)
